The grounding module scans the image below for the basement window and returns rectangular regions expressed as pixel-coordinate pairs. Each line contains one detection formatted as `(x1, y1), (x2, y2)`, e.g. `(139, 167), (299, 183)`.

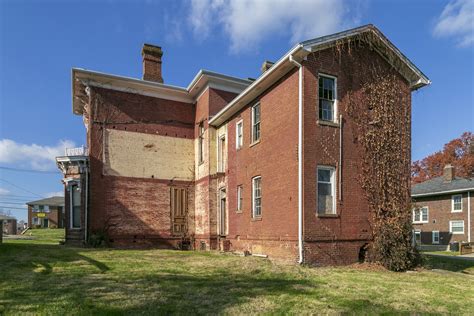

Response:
(450, 220), (464, 234)
(317, 166), (335, 214)
(252, 176), (262, 217)
(198, 122), (204, 164)
(236, 120), (243, 149)
(251, 103), (261, 143)
(432, 231), (440, 244)
(452, 194), (462, 212)
(318, 75), (336, 122)
(413, 207), (428, 224)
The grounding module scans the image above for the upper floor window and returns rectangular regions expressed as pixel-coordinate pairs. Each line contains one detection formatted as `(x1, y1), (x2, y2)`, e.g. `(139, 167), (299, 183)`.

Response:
(237, 185), (243, 212)
(450, 220), (464, 234)
(218, 135), (226, 172)
(317, 166), (335, 214)
(413, 206), (428, 223)
(236, 120), (243, 149)
(251, 103), (260, 143)
(318, 75), (336, 122)
(452, 194), (462, 212)
(252, 176), (262, 217)
(198, 122), (204, 164)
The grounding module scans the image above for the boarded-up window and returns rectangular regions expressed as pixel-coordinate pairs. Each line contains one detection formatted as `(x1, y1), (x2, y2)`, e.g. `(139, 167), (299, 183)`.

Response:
(171, 187), (188, 235)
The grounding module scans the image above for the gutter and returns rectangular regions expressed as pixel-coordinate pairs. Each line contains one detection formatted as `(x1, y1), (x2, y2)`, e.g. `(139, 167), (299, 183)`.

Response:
(412, 188), (474, 198)
(289, 54), (304, 265)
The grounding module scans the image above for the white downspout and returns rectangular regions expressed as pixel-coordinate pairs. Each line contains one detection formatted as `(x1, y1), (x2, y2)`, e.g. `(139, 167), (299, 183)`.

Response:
(468, 191), (471, 242)
(289, 54), (304, 264)
(84, 165), (89, 244)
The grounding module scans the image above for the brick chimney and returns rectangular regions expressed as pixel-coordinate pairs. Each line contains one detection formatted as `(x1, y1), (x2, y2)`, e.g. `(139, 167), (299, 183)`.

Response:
(443, 164), (455, 182)
(261, 60), (274, 73)
(141, 44), (163, 83)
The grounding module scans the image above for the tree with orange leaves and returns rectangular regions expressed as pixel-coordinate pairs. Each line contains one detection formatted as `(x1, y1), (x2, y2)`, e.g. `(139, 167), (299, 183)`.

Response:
(412, 132), (474, 184)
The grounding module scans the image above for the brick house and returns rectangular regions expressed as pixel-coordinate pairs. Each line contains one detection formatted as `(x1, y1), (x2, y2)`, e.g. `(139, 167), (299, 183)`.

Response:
(0, 215), (17, 235)
(412, 165), (473, 250)
(26, 197), (65, 228)
(56, 25), (430, 265)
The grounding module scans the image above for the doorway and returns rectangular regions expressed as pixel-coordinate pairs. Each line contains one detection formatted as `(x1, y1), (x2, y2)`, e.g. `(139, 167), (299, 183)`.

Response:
(43, 218), (49, 228)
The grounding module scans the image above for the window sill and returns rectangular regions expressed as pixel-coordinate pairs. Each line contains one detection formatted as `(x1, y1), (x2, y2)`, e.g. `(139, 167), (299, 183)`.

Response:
(249, 140), (260, 148)
(317, 213), (339, 218)
(413, 221), (428, 224)
(251, 216), (262, 221)
(317, 120), (340, 128)
(451, 210), (462, 213)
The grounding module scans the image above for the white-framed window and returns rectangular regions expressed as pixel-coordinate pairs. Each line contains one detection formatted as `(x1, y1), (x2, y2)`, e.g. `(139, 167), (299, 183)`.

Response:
(413, 206), (429, 223)
(33, 205), (39, 212)
(236, 120), (243, 149)
(198, 122), (204, 164)
(237, 185), (243, 212)
(318, 74), (337, 122)
(432, 231), (440, 244)
(449, 220), (464, 234)
(217, 135), (226, 172)
(32, 217), (39, 225)
(71, 184), (81, 229)
(44, 205), (50, 213)
(414, 230), (421, 245)
(252, 176), (262, 217)
(451, 194), (462, 212)
(251, 103), (261, 143)
(317, 166), (336, 214)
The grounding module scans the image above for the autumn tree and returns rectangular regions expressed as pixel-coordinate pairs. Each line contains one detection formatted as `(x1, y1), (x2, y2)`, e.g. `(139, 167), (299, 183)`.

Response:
(412, 132), (474, 184)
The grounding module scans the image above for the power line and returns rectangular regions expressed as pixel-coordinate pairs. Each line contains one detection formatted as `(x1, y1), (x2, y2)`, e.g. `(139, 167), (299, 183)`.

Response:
(0, 201), (27, 205)
(0, 206), (27, 210)
(0, 166), (60, 174)
(0, 194), (41, 199)
(0, 179), (44, 198)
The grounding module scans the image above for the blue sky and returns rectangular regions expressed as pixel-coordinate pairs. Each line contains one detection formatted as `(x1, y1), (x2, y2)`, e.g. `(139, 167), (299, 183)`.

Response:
(0, 0), (473, 222)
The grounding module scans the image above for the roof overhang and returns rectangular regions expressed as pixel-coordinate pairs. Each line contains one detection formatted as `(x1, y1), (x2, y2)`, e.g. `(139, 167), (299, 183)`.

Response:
(412, 188), (474, 198)
(72, 68), (251, 115)
(209, 24), (430, 126)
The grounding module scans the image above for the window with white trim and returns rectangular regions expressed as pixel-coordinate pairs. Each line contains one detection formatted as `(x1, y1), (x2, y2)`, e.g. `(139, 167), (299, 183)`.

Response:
(317, 166), (336, 214)
(251, 103), (260, 143)
(318, 75), (336, 122)
(432, 231), (440, 244)
(71, 184), (81, 229)
(217, 135), (226, 172)
(32, 217), (39, 225)
(33, 205), (39, 212)
(414, 230), (421, 245)
(44, 205), (50, 213)
(413, 206), (428, 223)
(252, 176), (262, 217)
(237, 185), (243, 212)
(198, 122), (204, 164)
(236, 120), (243, 149)
(452, 194), (462, 212)
(449, 220), (464, 234)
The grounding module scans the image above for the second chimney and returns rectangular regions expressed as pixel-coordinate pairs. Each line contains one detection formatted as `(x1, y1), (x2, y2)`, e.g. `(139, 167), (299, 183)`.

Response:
(142, 44), (163, 83)
(443, 164), (455, 182)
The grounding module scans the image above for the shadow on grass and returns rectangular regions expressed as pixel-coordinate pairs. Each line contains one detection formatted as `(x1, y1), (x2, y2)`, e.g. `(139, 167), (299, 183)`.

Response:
(422, 254), (474, 273)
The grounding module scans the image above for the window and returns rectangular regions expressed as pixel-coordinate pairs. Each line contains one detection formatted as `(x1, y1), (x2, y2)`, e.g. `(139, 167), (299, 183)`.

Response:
(318, 75), (336, 122)
(237, 186), (243, 212)
(317, 166), (335, 214)
(413, 207), (429, 223)
(39, 205), (44, 211)
(44, 205), (50, 213)
(198, 122), (204, 164)
(450, 220), (464, 234)
(218, 135), (226, 172)
(251, 103), (260, 143)
(252, 177), (262, 217)
(452, 194), (462, 212)
(236, 120), (243, 149)
(71, 184), (81, 229)
(414, 230), (421, 245)
(32, 217), (39, 225)
(33, 205), (39, 212)
(432, 231), (440, 244)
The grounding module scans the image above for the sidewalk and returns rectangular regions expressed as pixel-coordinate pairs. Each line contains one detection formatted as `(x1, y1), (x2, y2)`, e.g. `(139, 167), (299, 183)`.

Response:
(426, 253), (474, 262)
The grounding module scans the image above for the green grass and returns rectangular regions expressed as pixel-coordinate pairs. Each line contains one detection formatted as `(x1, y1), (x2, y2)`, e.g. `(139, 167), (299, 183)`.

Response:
(7, 228), (65, 244)
(423, 250), (459, 256)
(1, 231), (473, 315)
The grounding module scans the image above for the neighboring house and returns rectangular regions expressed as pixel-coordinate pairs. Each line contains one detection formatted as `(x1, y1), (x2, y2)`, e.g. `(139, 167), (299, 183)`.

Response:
(26, 197), (65, 228)
(412, 165), (473, 250)
(56, 25), (429, 265)
(0, 215), (17, 235)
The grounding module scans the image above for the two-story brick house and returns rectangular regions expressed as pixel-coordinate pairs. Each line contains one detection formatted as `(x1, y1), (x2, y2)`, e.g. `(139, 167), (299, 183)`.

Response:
(412, 165), (473, 250)
(56, 25), (430, 265)
(27, 197), (65, 228)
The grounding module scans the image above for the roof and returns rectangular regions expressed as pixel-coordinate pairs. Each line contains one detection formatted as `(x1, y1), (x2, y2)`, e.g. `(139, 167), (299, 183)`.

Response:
(0, 214), (17, 221)
(411, 176), (474, 197)
(26, 196), (65, 207)
(209, 24), (430, 126)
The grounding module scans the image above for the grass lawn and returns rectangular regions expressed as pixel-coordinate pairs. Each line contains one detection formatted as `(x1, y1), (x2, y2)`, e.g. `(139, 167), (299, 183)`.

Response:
(1, 230), (473, 315)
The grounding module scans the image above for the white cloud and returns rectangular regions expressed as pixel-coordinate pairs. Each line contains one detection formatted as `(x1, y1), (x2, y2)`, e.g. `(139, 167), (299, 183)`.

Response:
(0, 188), (10, 195)
(433, 0), (474, 47)
(45, 191), (64, 197)
(189, 0), (361, 52)
(0, 139), (75, 171)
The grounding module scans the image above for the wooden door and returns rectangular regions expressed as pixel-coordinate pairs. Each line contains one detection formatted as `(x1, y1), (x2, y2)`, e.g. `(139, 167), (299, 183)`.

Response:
(171, 187), (188, 236)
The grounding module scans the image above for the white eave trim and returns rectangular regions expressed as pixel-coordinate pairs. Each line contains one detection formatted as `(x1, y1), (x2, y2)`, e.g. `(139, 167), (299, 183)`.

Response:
(412, 188), (474, 198)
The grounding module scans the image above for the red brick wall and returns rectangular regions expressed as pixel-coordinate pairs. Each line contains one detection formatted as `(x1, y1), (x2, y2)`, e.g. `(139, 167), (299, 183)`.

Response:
(413, 192), (473, 246)
(301, 44), (412, 265)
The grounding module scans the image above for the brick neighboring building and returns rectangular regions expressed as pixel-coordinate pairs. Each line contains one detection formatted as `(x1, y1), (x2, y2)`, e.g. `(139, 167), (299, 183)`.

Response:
(56, 25), (430, 265)
(27, 197), (65, 229)
(412, 165), (473, 250)
(0, 215), (17, 235)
